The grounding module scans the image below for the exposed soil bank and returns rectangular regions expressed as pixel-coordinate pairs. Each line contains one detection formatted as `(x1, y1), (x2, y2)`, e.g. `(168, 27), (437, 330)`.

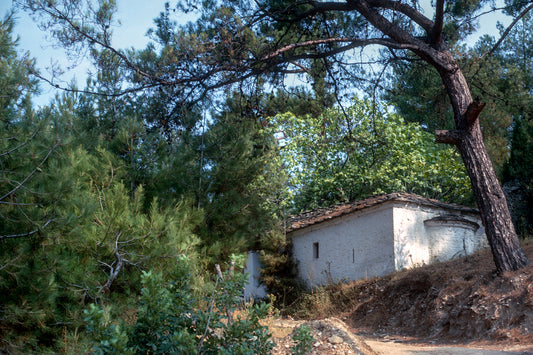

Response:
(279, 242), (533, 352)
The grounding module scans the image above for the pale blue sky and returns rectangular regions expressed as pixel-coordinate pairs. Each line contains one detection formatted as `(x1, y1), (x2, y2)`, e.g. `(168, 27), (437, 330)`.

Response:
(0, 0), (512, 107)
(1, 0), (180, 105)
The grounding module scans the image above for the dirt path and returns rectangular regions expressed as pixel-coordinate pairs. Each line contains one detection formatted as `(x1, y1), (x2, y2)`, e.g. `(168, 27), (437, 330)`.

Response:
(267, 317), (533, 355)
(364, 339), (533, 354)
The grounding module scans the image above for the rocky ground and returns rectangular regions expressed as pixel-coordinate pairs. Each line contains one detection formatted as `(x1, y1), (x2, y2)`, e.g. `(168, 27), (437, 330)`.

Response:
(268, 317), (369, 354)
(268, 317), (533, 354)
(267, 242), (533, 354)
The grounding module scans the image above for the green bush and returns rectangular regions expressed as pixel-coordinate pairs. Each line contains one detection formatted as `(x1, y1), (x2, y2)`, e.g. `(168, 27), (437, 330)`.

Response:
(290, 325), (315, 355)
(84, 256), (274, 354)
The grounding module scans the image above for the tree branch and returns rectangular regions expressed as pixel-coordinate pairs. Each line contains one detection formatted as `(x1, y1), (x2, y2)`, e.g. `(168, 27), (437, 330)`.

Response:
(101, 233), (125, 294)
(348, 0), (453, 71)
(465, 99), (486, 126)
(0, 130), (39, 157)
(308, 0), (434, 35)
(197, 274), (220, 352)
(367, 0), (434, 33)
(0, 229), (39, 240)
(0, 219), (54, 241)
(262, 37), (418, 62)
(215, 261), (235, 325)
(435, 129), (463, 145)
(0, 142), (59, 202)
(30, 2), (157, 83)
(30, 71), (156, 97)
(482, 2), (533, 59)
(431, 0), (445, 46)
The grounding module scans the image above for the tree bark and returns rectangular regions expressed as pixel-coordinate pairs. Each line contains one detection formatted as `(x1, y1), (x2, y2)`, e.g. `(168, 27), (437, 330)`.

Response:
(437, 56), (529, 273)
(349, 0), (530, 273)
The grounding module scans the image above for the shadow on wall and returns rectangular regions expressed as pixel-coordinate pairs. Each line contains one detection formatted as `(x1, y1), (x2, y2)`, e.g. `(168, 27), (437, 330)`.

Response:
(424, 215), (486, 263)
(394, 214), (486, 271)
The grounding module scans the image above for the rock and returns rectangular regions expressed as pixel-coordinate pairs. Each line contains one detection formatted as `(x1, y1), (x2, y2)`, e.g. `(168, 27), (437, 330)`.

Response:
(328, 335), (343, 344)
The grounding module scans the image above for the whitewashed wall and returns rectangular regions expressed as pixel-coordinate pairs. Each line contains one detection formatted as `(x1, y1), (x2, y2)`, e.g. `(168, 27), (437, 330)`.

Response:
(290, 200), (487, 288)
(392, 202), (485, 269)
(291, 205), (395, 287)
(243, 251), (267, 300)
(392, 203), (434, 270)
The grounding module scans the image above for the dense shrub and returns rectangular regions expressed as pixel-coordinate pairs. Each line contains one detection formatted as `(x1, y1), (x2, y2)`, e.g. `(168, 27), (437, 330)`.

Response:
(84, 256), (274, 354)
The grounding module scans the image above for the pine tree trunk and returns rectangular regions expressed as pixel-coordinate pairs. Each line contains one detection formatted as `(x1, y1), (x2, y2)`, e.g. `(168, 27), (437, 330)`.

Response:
(437, 59), (529, 273)
(459, 124), (529, 272)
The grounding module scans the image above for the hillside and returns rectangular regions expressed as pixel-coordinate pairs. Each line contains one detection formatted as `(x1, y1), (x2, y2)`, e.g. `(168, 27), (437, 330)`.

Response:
(346, 242), (533, 342)
(271, 242), (533, 353)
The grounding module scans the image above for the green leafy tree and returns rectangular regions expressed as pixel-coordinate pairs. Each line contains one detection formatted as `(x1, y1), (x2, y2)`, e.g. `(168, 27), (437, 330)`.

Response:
(492, 12), (533, 237)
(1, 137), (204, 352)
(0, 22), (204, 348)
(384, 31), (530, 177)
(275, 98), (472, 212)
(503, 117), (533, 236)
(386, 11), (533, 233)
(0, 15), (67, 351)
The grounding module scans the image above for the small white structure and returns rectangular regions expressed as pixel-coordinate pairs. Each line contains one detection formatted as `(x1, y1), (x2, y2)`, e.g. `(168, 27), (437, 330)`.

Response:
(243, 251), (267, 300)
(288, 193), (488, 287)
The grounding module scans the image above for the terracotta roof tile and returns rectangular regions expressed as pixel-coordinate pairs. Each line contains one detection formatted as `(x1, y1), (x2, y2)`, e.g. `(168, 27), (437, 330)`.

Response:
(286, 192), (478, 233)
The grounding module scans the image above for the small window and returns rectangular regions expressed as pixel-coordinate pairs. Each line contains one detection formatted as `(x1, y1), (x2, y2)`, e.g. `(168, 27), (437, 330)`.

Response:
(313, 242), (319, 259)
(352, 248), (355, 263)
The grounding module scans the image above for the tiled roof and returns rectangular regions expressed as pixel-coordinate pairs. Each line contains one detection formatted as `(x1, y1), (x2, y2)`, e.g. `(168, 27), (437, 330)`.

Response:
(286, 192), (479, 233)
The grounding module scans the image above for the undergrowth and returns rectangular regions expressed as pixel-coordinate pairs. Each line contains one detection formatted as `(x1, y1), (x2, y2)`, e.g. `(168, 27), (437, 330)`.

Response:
(85, 255), (274, 354)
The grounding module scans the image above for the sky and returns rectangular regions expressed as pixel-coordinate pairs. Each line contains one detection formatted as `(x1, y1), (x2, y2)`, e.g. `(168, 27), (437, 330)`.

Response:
(0, 0), (513, 107)
(0, 0), (177, 106)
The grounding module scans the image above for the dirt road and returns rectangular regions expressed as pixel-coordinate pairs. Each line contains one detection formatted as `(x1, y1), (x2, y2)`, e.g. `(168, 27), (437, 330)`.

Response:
(268, 317), (533, 355)
(365, 339), (533, 354)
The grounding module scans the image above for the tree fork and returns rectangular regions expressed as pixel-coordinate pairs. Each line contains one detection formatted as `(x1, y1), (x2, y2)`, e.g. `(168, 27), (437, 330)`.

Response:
(435, 129), (462, 145)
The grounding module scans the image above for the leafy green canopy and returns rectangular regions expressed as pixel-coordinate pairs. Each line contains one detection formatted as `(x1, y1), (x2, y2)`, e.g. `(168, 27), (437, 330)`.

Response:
(503, 116), (533, 236)
(274, 98), (472, 212)
(1, 141), (204, 351)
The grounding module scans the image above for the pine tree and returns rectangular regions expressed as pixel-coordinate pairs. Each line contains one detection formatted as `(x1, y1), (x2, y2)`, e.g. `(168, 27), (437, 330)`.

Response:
(195, 93), (287, 261)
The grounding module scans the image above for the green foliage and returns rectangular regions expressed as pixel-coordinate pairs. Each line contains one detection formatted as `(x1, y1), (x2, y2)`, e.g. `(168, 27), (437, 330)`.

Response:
(0, 38), (204, 348)
(0, 15), (70, 351)
(85, 257), (274, 354)
(385, 53), (512, 176)
(384, 57), (453, 133)
(259, 230), (302, 309)
(44, 145), (204, 296)
(290, 325), (315, 355)
(2, 11), (282, 350)
(503, 117), (533, 236)
(0, 13), (37, 124)
(505, 118), (533, 184)
(192, 93), (288, 262)
(386, 12), (533, 177)
(1, 142), (204, 352)
(274, 98), (473, 212)
(10, 0), (533, 350)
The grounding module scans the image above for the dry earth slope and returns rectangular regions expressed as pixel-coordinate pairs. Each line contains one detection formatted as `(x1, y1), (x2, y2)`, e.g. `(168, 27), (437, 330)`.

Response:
(270, 242), (533, 354)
